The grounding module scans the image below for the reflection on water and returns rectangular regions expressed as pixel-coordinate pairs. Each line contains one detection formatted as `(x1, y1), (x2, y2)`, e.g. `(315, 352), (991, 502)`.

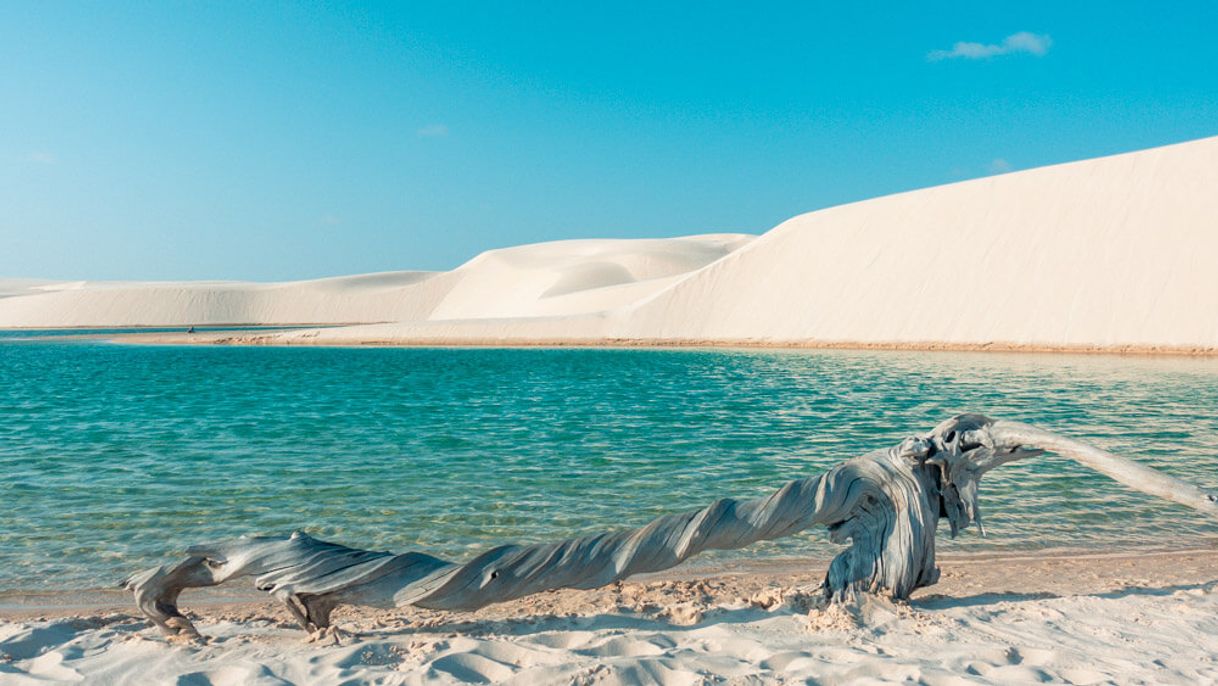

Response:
(1, 335), (1216, 590)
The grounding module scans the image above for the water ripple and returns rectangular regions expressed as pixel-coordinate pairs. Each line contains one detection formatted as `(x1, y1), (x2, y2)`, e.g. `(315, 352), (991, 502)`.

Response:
(1, 335), (1217, 590)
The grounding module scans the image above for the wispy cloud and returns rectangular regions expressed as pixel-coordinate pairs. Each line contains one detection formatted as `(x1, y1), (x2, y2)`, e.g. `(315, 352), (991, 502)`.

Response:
(928, 32), (1052, 61)
(988, 158), (1013, 174)
(26, 151), (57, 165)
(416, 124), (449, 138)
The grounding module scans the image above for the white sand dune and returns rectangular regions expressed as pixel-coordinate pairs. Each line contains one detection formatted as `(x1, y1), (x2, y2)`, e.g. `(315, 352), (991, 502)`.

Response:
(428, 234), (753, 321)
(3, 550), (1217, 685)
(621, 134), (1218, 349)
(0, 235), (752, 329)
(253, 134), (1217, 351)
(0, 279), (63, 299)
(0, 271), (450, 327)
(3, 136), (1216, 351)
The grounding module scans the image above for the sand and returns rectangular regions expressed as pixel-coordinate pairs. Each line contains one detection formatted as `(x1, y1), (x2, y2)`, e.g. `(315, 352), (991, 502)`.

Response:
(618, 135), (1218, 350)
(4, 136), (1218, 354)
(2, 548), (1216, 684)
(0, 235), (752, 329)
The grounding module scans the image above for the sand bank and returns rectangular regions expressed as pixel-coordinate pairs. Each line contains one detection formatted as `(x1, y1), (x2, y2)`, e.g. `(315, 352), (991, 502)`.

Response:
(2, 548), (1216, 684)
(114, 328), (1218, 357)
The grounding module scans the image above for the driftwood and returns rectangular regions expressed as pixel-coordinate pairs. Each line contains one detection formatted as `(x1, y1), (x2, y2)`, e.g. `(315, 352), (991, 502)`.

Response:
(124, 414), (1218, 642)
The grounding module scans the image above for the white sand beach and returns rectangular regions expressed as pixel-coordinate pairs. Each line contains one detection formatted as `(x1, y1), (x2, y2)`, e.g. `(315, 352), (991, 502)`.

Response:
(3, 136), (1217, 353)
(3, 549), (1217, 685)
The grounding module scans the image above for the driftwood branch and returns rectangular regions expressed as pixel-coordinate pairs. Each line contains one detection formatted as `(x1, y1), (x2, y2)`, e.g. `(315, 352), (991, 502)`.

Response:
(124, 414), (1218, 642)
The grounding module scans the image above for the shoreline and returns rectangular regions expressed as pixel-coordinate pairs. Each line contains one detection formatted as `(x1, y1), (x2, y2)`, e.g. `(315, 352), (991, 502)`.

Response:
(33, 327), (1218, 357)
(4, 545), (1215, 619)
(0, 323), (363, 331)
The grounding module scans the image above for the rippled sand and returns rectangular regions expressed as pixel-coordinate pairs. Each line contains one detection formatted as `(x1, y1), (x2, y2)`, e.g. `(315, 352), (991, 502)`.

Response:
(3, 548), (1216, 684)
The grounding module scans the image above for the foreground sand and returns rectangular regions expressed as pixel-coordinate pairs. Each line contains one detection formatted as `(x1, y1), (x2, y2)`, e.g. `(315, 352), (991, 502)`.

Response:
(3, 548), (1216, 685)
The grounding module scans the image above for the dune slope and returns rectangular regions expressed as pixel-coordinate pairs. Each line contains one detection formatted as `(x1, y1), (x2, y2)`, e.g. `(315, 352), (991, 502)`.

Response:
(621, 135), (1218, 349)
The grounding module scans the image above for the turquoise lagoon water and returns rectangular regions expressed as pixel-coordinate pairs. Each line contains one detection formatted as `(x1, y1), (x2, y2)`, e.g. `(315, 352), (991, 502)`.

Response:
(2, 332), (1217, 592)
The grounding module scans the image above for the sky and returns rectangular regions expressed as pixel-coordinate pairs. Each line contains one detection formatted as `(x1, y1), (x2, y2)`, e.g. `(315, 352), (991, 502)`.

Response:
(3, 2), (1217, 281)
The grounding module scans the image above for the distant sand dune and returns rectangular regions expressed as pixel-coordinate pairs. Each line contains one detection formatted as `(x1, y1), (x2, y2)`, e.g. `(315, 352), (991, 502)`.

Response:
(0, 271), (451, 327)
(3, 136), (1216, 351)
(426, 234), (752, 321)
(0, 235), (751, 328)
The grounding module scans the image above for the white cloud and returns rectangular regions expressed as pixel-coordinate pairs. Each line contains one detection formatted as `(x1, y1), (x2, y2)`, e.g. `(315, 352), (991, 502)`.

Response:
(988, 158), (1013, 174)
(26, 151), (57, 164)
(928, 32), (1052, 61)
(416, 124), (449, 138)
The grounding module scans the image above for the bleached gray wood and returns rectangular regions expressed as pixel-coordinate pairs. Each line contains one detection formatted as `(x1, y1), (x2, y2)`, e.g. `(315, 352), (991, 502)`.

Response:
(124, 414), (1218, 642)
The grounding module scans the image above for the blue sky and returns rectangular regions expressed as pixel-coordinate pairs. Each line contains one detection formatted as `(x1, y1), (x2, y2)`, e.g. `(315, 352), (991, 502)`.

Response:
(3, 2), (1217, 280)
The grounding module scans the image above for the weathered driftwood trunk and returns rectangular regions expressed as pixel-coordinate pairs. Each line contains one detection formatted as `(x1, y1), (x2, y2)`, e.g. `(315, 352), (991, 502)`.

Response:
(124, 414), (1218, 642)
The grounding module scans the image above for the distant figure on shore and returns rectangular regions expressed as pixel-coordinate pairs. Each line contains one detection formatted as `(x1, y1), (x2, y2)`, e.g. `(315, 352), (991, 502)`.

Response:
(186, 326), (195, 334)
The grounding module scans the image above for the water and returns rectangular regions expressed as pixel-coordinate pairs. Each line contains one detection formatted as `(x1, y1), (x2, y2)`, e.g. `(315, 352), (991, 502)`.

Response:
(2, 332), (1217, 592)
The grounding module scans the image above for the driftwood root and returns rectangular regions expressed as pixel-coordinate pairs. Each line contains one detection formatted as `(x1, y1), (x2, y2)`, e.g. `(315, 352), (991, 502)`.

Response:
(124, 414), (1218, 640)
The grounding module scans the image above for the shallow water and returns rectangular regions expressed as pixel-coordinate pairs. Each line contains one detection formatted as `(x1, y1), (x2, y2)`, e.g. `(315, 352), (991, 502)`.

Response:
(2, 332), (1217, 591)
